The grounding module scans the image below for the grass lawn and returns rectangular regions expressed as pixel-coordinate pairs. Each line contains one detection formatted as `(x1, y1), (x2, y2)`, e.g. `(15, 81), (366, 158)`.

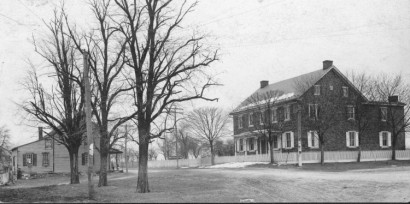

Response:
(1, 160), (410, 203)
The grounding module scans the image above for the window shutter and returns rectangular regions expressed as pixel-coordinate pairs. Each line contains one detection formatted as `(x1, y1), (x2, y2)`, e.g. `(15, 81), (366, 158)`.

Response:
(387, 132), (392, 147)
(23, 154), (27, 166)
(282, 133), (287, 148)
(33, 154), (37, 166)
(379, 132), (383, 147)
(355, 132), (359, 147)
(346, 132), (350, 147)
(290, 132), (294, 148)
(277, 136), (281, 149)
(307, 132), (312, 147)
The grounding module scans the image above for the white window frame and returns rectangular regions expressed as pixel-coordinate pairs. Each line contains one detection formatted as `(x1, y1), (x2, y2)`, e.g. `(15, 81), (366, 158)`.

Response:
(273, 135), (281, 149)
(342, 86), (349, 97)
(379, 131), (391, 148)
(307, 131), (319, 148)
(239, 139), (244, 151)
(308, 104), (318, 119)
(314, 85), (321, 96)
(238, 115), (243, 129)
(282, 131), (294, 149)
(346, 131), (359, 148)
(249, 138), (256, 151)
(249, 113), (254, 127)
(259, 111), (264, 125)
(380, 107), (387, 122)
(271, 108), (278, 123)
(329, 85), (333, 91)
(284, 106), (291, 121)
(347, 105), (355, 120)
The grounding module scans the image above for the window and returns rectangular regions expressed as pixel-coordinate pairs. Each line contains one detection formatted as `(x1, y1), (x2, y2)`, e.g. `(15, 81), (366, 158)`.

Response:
(347, 105), (355, 120)
(259, 112), (264, 125)
(346, 131), (359, 147)
(42, 152), (49, 167)
(249, 138), (255, 151)
(82, 153), (88, 166)
(45, 139), (52, 149)
(23, 153), (37, 166)
(273, 135), (280, 149)
(308, 131), (319, 148)
(284, 106), (291, 121)
(282, 132), (294, 148)
(249, 113), (254, 127)
(342, 86), (349, 97)
(309, 104), (319, 119)
(271, 108), (277, 123)
(329, 85), (333, 91)
(314, 85), (321, 95)
(380, 107), (387, 122)
(238, 115), (243, 129)
(379, 131), (391, 147)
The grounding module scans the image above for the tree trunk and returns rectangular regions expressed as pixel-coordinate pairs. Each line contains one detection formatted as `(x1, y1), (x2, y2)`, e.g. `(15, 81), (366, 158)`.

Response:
(137, 136), (150, 193)
(210, 142), (215, 165)
(392, 136), (397, 160)
(320, 143), (324, 165)
(68, 150), (80, 184)
(98, 151), (108, 186)
(357, 147), (362, 163)
(269, 140), (274, 164)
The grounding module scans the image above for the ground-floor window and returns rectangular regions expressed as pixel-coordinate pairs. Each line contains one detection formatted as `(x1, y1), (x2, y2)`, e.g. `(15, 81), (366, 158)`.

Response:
(346, 131), (359, 147)
(42, 152), (49, 167)
(249, 138), (255, 151)
(379, 131), (391, 147)
(282, 132), (294, 148)
(308, 131), (319, 148)
(23, 153), (37, 166)
(239, 139), (244, 151)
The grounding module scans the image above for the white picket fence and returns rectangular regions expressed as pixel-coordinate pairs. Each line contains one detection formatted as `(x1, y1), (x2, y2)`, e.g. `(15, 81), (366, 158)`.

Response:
(146, 150), (410, 168)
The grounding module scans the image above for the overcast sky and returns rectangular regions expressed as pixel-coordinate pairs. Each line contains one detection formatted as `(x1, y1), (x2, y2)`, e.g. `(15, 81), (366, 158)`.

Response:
(1, 0), (410, 147)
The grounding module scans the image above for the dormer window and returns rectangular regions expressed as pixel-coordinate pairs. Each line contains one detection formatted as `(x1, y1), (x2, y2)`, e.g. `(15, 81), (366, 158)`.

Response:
(342, 86), (349, 97)
(314, 85), (321, 95)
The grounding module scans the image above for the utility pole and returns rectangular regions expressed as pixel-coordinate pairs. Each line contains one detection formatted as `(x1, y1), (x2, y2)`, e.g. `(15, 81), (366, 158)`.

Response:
(84, 51), (95, 199)
(125, 124), (128, 173)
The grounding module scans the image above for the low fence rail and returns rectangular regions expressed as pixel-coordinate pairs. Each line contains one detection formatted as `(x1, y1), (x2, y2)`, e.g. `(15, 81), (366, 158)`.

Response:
(129, 150), (410, 169)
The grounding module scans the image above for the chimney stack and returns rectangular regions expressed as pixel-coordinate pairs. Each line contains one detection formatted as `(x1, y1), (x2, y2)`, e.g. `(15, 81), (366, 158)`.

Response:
(38, 127), (43, 140)
(323, 60), (333, 70)
(388, 95), (399, 103)
(260, 80), (269, 89)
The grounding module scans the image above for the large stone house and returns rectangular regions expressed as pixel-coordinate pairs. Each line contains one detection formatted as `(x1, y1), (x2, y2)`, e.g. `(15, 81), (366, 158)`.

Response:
(11, 126), (122, 173)
(230, 60), (406, 155)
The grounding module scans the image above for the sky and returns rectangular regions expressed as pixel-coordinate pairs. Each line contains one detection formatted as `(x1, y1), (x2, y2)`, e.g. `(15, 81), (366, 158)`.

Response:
(1, 0), (410, 147)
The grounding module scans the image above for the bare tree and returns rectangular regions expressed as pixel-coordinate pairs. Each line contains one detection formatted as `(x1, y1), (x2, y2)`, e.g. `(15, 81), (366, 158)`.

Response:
(114, 0), (219, 193)
(0, 126), (10, 150)
(148, 146), (158, 160)
(20, 10), (85, 184)
(373, 73), (410, 160)
(66, 0), (138, 186)
(244, 90), (285, 164)
(188, 138), (202, 158)
(187, 107), (229, 165)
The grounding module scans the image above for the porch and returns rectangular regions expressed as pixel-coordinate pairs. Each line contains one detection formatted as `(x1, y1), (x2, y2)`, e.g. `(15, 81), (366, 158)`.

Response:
(234, 131), (286, 156)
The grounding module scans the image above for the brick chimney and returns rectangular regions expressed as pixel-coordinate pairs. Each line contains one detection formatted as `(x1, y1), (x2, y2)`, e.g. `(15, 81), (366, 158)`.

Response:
(388, 95), (399, 103)
(260, 80), (269, 89)
(38, 127), (43, 140)
(323, 60), (333, 70)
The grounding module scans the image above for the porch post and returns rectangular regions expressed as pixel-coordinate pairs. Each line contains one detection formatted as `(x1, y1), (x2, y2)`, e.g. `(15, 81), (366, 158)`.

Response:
(234, 138), (237, 156)
(256, 137), (259, 155)
(244, 138), (247, 156)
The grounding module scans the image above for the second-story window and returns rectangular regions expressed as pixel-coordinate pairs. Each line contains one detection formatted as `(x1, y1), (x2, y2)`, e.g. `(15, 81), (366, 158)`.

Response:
(259, 111), (264, 125)
(380, 107), (387, 122)
(45, 138), (52, 149)
(249, 113), (254, 127)
(271, 108), (277, 123)
(284, 106), (291, 121)
(309, 104), (319, 119)
(342, 86), (349, 97)
(347, 105), (355, 120)
(238, 115), (243, 129)
(314, 85), (321, 95)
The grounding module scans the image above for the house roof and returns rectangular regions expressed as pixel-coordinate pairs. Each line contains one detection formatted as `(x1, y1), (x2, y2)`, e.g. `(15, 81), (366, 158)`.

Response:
(231, 67), (333, 114)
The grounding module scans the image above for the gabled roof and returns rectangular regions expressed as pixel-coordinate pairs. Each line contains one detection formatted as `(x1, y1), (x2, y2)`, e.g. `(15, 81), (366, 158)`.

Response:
(231, 67), (333, 114)
(231, 66), (369, 114)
